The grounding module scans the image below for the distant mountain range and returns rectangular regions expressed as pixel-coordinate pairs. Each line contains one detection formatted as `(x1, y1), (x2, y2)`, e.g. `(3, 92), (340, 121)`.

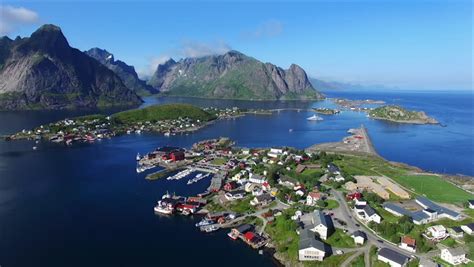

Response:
(148, 50), (324, 101)
(85, 48), (157, 96)
(309, 78), (396, 91)
(0, 24), (142, 110)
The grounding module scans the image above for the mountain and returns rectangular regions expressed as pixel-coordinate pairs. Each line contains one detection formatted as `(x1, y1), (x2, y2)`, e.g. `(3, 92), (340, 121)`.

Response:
(86, 48), (157, 96)
(310, 78), (396, 91)
(0, 24), (142, 110)
(148, 51), (324, 100)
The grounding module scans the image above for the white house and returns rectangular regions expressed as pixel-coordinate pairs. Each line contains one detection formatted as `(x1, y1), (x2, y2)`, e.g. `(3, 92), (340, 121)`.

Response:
(298, 229), (330, 261)
(224, 190), (246, 201)
(249, 173), (265, 184)
(267, 148), (283, 158)
(440, 247), (467, 265)
(425, 225), (448, 240)
(377, 248), (410, 267)
(308, 210), (334, 240)
(355, 204), (381, 224)
(461, 223), (474, 235)
(250, 193), (273, 206)
(351, 230), (367, 245)
(399, 236), (416, 253)
(333, 174), (345, 182)
(306, 191), (322, 206)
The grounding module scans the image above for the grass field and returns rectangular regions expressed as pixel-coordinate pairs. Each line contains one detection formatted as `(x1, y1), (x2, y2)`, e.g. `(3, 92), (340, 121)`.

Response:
(350, 253), (365, 267)
(388, 174), (473, 204)
(211, 158), (227, 165)
(325, 199), (340, 210)
(304, 252), (356, 267)
(335, 155), (473, 204)
(326, 228), (356, 248)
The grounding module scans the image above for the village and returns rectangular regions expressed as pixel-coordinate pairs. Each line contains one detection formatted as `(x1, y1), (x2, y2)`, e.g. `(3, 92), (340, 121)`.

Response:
(137, 130), (474, 267)
(3, 106), (247, 146)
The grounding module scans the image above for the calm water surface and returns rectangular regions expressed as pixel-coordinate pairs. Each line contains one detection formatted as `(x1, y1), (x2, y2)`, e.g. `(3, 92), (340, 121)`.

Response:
(0, 90), (472, 266)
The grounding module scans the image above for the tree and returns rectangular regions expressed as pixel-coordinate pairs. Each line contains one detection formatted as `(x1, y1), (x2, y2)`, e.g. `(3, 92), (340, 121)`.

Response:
(316, 199), (327, 208)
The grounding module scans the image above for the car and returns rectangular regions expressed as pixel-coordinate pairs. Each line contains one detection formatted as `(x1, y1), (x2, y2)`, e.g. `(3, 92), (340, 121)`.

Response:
(355, 223), (360, 227)
(377, 239), (384, 243)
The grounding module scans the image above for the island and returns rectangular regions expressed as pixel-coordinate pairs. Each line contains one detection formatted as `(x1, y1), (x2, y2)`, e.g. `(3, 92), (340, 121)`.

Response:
(136, 128), (473, 267)
(368, 105), (439, 124)
(3, 104), (231, 143)
(313, 108), (340, 115)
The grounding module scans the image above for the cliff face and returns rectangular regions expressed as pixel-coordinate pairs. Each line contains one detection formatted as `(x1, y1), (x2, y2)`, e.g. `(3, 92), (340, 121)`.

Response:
(148, 50), (324, 100)
(0, 24), (142, 110)
(86, 48), (158, 96)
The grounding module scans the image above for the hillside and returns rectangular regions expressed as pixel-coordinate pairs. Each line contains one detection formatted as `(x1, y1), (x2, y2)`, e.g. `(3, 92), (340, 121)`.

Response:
(0, 24), (142, 110)
(86, 48), (157, 96)
(148, 50), (324, 101)
(113, 103), (217, 124)
(369, 105), (438, 124)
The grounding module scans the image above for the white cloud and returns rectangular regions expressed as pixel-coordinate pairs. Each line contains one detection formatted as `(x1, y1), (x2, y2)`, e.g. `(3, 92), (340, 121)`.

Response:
(137, 55), (171, 79)
(242, 20), (283, 39)
(138, 40), (232, 78)
(0, 5), (39, 35)
(178, 40), (231, 58)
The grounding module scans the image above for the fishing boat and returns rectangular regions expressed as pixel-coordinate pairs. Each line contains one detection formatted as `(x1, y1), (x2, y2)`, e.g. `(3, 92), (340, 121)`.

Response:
(200, 225), (219, 233)
(227, 231), (239, 240)
(195, 218), (215, 227)
(154, 201), (173, 215)
(307, 114), (323, 121)
(187, 173), (210, 185)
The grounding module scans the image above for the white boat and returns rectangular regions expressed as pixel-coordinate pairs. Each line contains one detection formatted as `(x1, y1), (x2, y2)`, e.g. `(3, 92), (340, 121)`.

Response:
(136, 153), (141, 161)
(154, 204), (173, 215)
(307, 114), (323, 121)
(32, 146), (37, 150)
(164, 132), (171, 137)
(195, 219), (214, 227)
(201, 225), (219, 232)
(187, 173), (210, 185)
(289, 128), (293, 132)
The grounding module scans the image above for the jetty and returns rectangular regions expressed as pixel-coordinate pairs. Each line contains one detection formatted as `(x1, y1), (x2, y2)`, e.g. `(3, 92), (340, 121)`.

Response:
(306, 125), (379, 157)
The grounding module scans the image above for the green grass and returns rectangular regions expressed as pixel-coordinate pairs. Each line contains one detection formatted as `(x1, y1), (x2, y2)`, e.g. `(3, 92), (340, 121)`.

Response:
(326, 228), (356, 248)
(391, 175), (473, 204)
(325, 199), (340, 210)
(440, 237), (457, 248)
(464, 209), (474, 219)
(211, 158), (227, 165)
(113, 103), (216, 124)
(304, 252), (356, 267)
(350, 253), (365, 267)
(335, 155), (473, 204)
(227, 196), (255, 214)
(265, 208), (299, 262)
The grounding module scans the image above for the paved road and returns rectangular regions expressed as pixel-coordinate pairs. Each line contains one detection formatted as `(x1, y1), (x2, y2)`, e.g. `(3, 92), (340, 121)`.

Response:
(331, 189), (418, 258)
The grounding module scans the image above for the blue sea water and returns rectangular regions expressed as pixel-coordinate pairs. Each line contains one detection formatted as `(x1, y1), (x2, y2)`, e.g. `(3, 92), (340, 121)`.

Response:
(0, 90), (472, 266)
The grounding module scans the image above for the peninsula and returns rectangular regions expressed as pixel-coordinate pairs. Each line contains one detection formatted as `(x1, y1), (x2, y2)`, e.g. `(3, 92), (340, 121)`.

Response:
(137, 128), (473, 267)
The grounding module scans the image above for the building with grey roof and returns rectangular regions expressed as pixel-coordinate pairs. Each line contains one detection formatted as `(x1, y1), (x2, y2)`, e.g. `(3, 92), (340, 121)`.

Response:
(377, 248), (410, 267)
(309, 210), (334, 240)
(298, 228), (332, 261)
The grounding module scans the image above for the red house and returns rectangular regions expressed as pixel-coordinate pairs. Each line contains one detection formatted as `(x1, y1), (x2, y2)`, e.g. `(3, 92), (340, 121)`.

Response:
(244, 232), (256, 242)
(170, 151), (185, 161)
(224, 181), (238, 191)
(347, 192), (362, 201)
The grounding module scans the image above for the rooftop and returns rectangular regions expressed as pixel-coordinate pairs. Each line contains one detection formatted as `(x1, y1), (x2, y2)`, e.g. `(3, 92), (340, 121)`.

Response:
(378, 248), (410, 265)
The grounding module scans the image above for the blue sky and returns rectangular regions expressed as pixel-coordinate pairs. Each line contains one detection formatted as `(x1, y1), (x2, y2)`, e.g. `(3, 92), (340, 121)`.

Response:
(1, 1), (472, 90)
